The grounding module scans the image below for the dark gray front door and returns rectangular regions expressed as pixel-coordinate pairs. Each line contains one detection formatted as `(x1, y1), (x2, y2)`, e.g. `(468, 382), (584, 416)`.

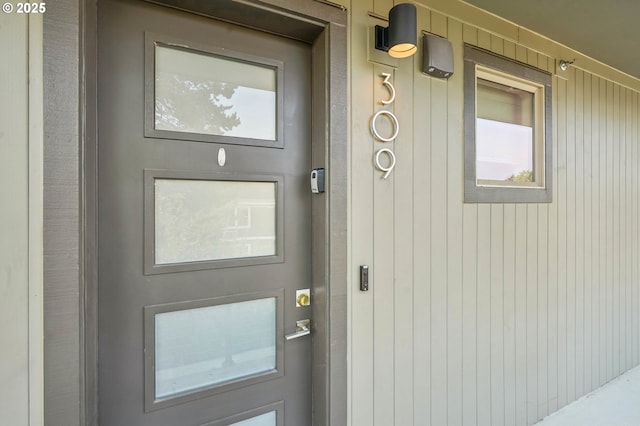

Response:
(98, 1), (312, 424)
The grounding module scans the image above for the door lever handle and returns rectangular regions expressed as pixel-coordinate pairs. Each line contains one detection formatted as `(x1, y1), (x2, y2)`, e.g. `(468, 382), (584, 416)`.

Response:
(285, 319), (311, 340)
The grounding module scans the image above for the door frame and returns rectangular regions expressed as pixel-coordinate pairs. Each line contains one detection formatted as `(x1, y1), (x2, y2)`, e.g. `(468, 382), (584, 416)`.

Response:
(43, 0), (348, 425)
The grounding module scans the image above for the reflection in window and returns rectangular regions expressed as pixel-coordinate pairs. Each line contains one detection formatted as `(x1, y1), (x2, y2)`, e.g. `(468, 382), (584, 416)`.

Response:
(154, 179), (277, 265)
(463, 44), (552, 202)
(155, 298), (277, 398)
(476, 77), (535, 184)
(155, 45), (276, 140)
(476, 118), (533, 183)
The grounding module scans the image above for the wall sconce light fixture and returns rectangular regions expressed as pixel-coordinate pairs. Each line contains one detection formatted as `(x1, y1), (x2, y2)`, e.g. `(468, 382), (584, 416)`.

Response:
(559, 59), (575, 71)
(374, 3), (417, 58)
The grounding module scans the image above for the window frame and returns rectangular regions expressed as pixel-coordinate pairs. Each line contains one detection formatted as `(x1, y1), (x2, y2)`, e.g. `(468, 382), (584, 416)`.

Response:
(464, 44), (553, 203)
(143, 169), (284, 275)
(144, 32), (285, 149)
(143, 290), (284, 412)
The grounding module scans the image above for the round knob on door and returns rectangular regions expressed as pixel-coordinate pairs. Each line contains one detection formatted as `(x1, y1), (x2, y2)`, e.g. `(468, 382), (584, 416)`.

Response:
(296, 293), (310, 307)
(296, 289), (310, 307)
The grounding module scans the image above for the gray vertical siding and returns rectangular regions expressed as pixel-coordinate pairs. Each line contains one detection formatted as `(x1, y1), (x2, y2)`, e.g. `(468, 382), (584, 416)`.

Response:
(43, 1), (82, 424)
(349, 1), (640, 425)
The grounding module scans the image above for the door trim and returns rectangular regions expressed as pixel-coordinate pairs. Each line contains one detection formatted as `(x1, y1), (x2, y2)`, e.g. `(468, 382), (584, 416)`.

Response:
(69, 0), (348, 425)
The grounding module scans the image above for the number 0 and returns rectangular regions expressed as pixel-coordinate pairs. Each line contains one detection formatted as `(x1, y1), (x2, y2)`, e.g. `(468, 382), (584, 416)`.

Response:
(370, 110), (399, 142)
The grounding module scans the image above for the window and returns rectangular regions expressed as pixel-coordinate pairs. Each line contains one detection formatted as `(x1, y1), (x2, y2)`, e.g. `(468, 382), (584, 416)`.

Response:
(464, 44), (552, 203)
(144, 169), (284, 275)
(144, 290), (284, 411)
(145, 34), (284, 148)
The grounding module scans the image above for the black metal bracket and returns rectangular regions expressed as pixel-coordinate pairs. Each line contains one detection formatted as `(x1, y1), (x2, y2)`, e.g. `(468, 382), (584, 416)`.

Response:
(374, 25), (389, 52)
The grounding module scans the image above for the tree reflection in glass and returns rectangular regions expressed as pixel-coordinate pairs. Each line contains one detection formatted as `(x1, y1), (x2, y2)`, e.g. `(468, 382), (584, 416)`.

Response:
(155, 73), (241, 135)
(154, 45), (277, 140)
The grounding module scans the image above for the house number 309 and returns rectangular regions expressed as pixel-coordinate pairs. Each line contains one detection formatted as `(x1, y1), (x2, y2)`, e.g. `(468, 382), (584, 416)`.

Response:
(370, 73), (398, 179)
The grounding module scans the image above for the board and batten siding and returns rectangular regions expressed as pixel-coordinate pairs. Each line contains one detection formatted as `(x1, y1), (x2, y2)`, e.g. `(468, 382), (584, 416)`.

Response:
(349, 0), (640, 425)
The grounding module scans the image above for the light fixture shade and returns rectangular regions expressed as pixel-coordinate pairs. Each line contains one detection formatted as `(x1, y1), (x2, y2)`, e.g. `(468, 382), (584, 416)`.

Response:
(388, 3), (417, 58)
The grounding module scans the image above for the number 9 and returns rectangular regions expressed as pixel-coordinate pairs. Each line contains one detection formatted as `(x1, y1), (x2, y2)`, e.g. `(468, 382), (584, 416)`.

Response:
(375, 148), (396, 179)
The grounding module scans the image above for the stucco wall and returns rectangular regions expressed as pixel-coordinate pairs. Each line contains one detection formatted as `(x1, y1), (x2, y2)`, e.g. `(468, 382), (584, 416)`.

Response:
(348, 0), (640, 425)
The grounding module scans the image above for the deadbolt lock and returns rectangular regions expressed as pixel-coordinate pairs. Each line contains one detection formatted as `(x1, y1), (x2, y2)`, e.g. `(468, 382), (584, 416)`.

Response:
(296, 289), (311, 307)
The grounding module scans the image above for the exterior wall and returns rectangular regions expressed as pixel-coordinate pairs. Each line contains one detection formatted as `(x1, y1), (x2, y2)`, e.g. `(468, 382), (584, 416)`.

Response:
(0, 13), (44, 426)
(42, 1), (83, 424)
(17, 0), (639, 425)
(349, 1), (640, 425)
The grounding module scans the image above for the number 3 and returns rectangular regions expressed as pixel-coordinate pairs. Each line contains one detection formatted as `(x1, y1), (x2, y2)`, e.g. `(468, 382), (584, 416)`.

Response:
(380, 72), (396, 105)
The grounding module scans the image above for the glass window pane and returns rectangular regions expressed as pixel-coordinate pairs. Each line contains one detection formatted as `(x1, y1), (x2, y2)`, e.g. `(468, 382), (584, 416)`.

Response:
(477, 78), (533, 126)
(155, 179), (277, 265)
(230, 412), (276, 426)
(155, 298), (277, 399)
(155, 45), (276, 140)
(464, 44), (552, 202)
(476, 118), (533, 182)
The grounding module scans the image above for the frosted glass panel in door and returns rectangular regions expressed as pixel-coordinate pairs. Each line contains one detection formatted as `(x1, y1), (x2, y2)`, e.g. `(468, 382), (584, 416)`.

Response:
(155, 297), (277, 399)
(230, 412), (276, 426)
(155, 179), (276, 265)
(155, 45), (276, 140)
